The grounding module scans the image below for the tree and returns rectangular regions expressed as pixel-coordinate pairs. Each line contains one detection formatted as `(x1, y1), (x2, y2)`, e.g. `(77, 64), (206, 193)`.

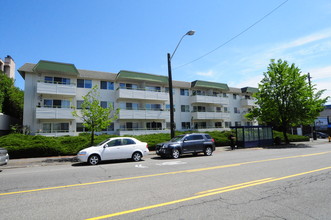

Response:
(72, 85), (119, 146)
(246, 59), (328, 144)
(0, 73), (24, 122)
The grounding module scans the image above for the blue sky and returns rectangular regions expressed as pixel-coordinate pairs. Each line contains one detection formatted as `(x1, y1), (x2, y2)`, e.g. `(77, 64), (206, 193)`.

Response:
(1, 0), (331, 103)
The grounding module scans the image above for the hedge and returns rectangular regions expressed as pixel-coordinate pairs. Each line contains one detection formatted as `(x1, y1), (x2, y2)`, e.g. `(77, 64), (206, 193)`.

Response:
(0, 130), (309, 159)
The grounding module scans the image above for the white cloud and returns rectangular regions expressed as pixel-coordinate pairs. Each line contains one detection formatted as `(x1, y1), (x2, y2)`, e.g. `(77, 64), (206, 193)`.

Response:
(195, 70), (215, 77)
(307, 66), (331, 79)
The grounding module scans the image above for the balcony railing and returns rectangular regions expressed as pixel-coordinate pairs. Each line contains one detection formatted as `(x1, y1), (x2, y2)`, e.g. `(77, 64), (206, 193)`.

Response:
(190, 94), (229, 105)
(116, 88), (169, 101)
(191, 111), (230, 120)
(118, 108), (170, 120)
(36, 107), (75, 119)
(240, 98), (257, 107)
(37, 81), (76, 96)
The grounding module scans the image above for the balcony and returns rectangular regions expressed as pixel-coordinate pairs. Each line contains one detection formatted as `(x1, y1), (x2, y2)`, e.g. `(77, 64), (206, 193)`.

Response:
(36, 107), (75, 119)
(190, 94), (229, 105)
(116, 88), (169, 101)
(118, 109), (170, 120)
(191, 111), (230, 120)
(241, 99), (257, 107)
(37, 81), (76, 96)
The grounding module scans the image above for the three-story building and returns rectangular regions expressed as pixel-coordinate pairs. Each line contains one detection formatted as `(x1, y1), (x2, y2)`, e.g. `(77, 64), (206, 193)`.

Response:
(18, 60), (258, 136)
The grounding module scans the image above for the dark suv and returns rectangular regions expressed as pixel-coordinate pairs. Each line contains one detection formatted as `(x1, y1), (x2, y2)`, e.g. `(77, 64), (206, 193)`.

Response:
(155, 133), (215, 159)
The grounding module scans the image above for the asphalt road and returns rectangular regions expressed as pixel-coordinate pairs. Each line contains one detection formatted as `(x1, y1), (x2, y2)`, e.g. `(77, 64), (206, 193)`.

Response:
(1, 141), (331, 220)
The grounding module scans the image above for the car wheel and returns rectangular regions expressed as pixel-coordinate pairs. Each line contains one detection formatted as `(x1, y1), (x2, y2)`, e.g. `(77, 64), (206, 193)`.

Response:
(172, 149), (180, 159)
(88, 154), (100, 165)
(204, 146), (213, 156)
(132, 152), (142, 162)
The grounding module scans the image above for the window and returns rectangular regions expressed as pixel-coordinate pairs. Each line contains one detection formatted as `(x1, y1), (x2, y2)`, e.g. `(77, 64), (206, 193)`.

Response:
(194, 122), (207, 129)
(181, 105), (190, 112)
(120, 83), (138, 90)
(100, 81), (114, 90)
(43, 123), (69, 133)
(225, 122), (231, 128)
(123, 138), (136, 145)
(146, 104), (161, 111)
(146, 122), (162, 130)
(43, 99), (70, 108)
(215, 122), (222, 128)
(192, 90), (205, 96)
(193, 106), (206, 112)
(181, 122), (190, 129)
(145, 86), (161, 92)
(76, 123), (89, 132)
(166, 104), (175, 112)
(108, 139), (122, 147)
(234, 107), (240, 114)
(180, 89), (189, 96)
(100, 101), (108, 108)
(44, 76), (70, 85)
(126, 103), (139, 110)
(102, 123), (114, 132)
(233, 94), (237, 100)
(224, 107), (228, 113)
(165, 87), (175, 94)
(216, 107), (222, 112)
(77, 100), (84, 109)
(235, 121), (241, 126)
(223, 93), (228, 97)
(77, 79), (92, 88)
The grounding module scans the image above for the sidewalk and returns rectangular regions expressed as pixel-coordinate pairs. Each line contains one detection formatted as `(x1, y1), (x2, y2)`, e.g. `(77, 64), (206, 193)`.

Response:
(1, 139), (330, 170)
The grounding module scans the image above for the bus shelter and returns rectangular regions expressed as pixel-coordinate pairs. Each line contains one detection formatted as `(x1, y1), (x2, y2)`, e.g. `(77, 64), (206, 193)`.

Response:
(230, 126), (273, 148)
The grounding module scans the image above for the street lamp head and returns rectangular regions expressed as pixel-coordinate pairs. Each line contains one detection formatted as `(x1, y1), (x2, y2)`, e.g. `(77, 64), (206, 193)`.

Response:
(186, 30), (195, 36)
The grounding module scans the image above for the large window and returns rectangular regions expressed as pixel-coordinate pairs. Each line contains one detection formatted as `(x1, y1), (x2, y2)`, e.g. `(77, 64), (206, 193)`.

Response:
(215, 122), (222, 128)
(43, 99), (70, 108)
(43, 123), (69, 133)
(100, 81), (114, 90)
(182, 122), (191, 129)
(145, 86), (161, 92)
(180, 89), (189, 96)
(77, 79), (92, 88)
(146, 122), (162, 130)
(119, 83), (138, 90)
(44, 76), (71, 85)
(100, 101), (114, 109)
(146, 104), (161, 111)
(193, 106), (206, 112)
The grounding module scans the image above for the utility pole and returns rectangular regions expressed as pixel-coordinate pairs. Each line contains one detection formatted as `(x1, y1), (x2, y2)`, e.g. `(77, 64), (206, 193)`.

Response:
(308, 72), (317, 140)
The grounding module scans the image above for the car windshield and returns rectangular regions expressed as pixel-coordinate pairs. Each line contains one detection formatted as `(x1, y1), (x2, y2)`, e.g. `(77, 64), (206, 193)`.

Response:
(170, 135), (185, 142)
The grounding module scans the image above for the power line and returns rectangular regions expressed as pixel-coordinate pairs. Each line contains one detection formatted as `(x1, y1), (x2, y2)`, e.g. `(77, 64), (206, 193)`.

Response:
(174, 0), (289, 69)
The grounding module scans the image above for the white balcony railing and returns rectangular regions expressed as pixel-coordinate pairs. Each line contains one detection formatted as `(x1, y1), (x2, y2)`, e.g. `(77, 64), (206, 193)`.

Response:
(36, 107), (75, 119)
(190, 95), (229, 105)
(240, 99), (257, 107)
(191, 111), (230, 120)
(37, 82), (76, 96)
(118, 109), (170, 120)
(116, 88), (169, 101)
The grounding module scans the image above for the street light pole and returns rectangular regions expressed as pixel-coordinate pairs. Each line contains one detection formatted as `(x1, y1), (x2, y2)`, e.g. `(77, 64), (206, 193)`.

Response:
(167, 30), (195, 138)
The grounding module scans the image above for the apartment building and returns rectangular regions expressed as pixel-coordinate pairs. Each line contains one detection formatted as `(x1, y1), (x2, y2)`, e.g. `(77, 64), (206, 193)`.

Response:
(0, 55), (16, 79)
(18, 60), (258, 137)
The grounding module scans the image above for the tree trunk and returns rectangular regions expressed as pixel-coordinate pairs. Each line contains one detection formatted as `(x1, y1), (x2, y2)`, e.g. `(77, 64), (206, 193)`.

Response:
(282, 129), (289, 144)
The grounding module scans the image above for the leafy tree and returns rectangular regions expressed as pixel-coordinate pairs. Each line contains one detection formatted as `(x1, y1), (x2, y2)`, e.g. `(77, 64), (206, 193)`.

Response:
(246, 59), (328, 144)
(0, 72), (24, 122)
(72, 85), (119, 146)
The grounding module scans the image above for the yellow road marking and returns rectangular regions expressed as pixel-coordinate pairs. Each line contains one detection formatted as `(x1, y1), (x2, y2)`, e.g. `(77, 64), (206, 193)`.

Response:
(1, 151), (330, 196)
(86, 166), (331, 219)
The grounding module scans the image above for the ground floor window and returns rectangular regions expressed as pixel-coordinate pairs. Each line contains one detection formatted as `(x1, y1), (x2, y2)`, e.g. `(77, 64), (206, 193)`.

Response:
(146, 122), (162, 130)
(43, 122), (69, 133)
(194, 122), (207, 129)
(120, 122), (139, 130)
(215, 122), (222, 128)
(182, 122), (191, 129)
(76, 123), (89, 132)
(225, 122), (231, 128)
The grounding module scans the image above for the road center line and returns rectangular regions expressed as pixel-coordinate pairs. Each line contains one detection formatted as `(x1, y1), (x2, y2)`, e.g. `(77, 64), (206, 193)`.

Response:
(1, 151), (330, 196)
(86, 166), (331, 219)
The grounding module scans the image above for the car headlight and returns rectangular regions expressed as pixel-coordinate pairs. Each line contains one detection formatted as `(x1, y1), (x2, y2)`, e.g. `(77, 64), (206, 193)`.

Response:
(78, 151), (87, 156)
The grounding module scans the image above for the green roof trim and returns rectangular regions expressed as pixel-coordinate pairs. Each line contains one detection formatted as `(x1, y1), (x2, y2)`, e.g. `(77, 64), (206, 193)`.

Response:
(33, 60), (79, 76)
(117, 70), (168, 83)
(241, 87), (259, 93)
(191, 80), (229, 90)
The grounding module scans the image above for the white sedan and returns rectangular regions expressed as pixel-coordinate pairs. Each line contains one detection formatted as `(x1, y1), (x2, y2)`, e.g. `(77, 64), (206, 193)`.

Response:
(77, 137), (149, 165)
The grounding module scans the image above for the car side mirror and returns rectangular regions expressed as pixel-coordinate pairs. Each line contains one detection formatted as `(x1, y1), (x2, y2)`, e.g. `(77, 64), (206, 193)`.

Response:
(103, 144), (108, 148)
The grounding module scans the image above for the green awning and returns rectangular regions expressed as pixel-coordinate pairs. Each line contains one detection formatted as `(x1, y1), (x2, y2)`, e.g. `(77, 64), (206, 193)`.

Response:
(241, 87), (259, 93)
(33, 60), (79, 76)
(117, 70), (168, 83)
(191, 80), (229, 90)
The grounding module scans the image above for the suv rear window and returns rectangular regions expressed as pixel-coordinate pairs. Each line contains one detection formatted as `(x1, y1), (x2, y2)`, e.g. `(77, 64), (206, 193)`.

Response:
(205, 134), (212, 139)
